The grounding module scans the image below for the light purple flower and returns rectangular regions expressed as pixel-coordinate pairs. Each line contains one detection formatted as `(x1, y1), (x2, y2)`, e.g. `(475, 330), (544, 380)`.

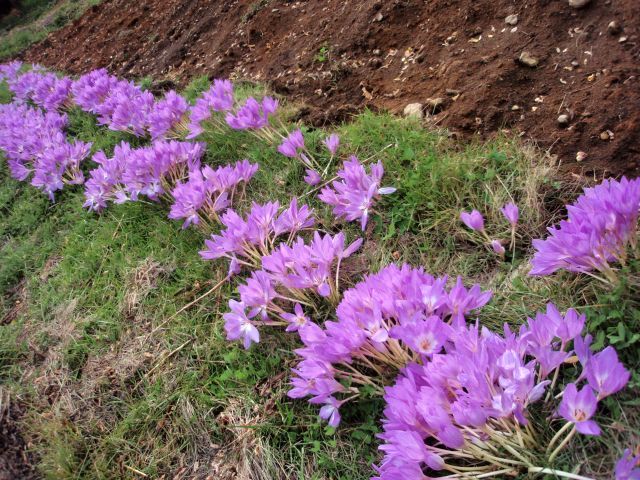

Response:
(585, 346), (630, 400)
(615, 449), (640, 480)
(501, 202), (519, 226)
(323, 134), (340, 155)
(491, 239), (505, 256)
(223, 300), (260, 349)
(460, 209), (484, 232)
(319, 397), (342, 427)
(558, 383), (601, 435)
(304, 168), (322, 186)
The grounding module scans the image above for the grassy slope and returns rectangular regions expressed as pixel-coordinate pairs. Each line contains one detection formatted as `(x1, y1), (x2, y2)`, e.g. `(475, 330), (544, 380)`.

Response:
(0, 71), (638, 480)
(0, 0), (102, 60)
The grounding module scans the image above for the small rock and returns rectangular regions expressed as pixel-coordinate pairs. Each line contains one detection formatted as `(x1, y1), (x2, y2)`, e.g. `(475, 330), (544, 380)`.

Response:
(373, 12), (384, 22)
(403, 103), (424, 119)
(558, 114), (570, 125)
(505, 14), (518, 26)
(600, 130), (614, 140)
(576, 151), (587, 162)
(372, 48), (382, 56)
(568, 0), (591, 8)
(518, 51), (539, 67)
(607, 21), (621, 35)
(511, 105), (521, 111)
(571, 60), (580, 67)
(426, 97), (447, 112)
(619, 36), (628, 43)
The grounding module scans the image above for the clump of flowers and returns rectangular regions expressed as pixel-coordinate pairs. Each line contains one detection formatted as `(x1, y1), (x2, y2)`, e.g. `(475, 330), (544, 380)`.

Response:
(222, 230), (362, 349)
(460, 202), (520, 258)
(0, 103), (90, 199)
(168, 159), (258, 229)
(530, 176), (640, 283)
(226, 96), (278, 132)
(187, 79), (235, 138)
(199, 198), (316, 275)
(289, 264), (491, 424)
(319, 156), (396, 230)
(71, 68), (120, 114)
(147, 90), (189, 140)
(83, 140), (205, 211)
(95, 80), (155, 136)
(373, 302), (630, 480)
(0, 60), (23, 83)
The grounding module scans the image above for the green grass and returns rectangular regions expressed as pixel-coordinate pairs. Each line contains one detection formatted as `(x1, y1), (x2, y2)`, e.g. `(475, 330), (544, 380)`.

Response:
(0, 76), (637, 479)
(0, 0), (103, 60)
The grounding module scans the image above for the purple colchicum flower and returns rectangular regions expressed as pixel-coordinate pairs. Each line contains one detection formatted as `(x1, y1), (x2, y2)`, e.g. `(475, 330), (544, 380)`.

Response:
(168, 159), (258, 228)
(319, 397), (342, 427)
(501, 202), (519, 226)
(303, 168), (322, 186)
(277, 129), (305, 158)
(223, 299), (260, 349)
(147, 90), (189, 140)
(323, 134), (340, 155)
(225, 96), (278, 130)
(616, 449), (640, 480)
(187, 79), (234, 138)
(460, 209), (485, 231)
(584, 346), (630, 400)
(491, 239), (505, 256)
(558, 383), (601, 435)
(0, 102), (90, 200)
(530, 176), (640, 279)
(319, 156), (395, 230)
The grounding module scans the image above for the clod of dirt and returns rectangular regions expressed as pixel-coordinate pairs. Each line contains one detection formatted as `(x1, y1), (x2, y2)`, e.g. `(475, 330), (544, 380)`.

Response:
(518, 51), (539, 68)
(607, 21), (622, 35)
(426, 97), (448, 113)
(403, 102), (424, 119)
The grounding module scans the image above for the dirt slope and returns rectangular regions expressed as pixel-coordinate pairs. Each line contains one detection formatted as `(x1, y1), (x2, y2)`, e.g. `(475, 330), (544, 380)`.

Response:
(23, 0), (640, 175)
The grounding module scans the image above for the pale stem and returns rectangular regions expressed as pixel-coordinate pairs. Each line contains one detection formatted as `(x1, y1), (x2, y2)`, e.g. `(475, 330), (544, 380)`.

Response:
(548, 426), (576, 463)
(546, 421), (573, 454)
(528, 467), (595, 480)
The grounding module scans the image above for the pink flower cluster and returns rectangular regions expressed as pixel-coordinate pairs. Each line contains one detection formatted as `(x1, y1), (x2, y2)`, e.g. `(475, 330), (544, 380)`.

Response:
(531, 176), (640, 281)
(169, 159), (258, 228)
(0, 103), (90, 199)
(319, 157), (396, 230)
(374, 302), (629, 479)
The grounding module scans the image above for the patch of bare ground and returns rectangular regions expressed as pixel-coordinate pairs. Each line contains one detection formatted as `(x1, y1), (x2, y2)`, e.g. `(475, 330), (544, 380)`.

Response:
(0, 392), (40, 480)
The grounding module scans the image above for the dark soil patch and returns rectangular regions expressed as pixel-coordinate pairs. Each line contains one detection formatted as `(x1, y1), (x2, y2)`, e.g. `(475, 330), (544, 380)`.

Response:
(1, 278), (26, 325)
(22, 0), (640, 175)
(0, 404), (39, 480)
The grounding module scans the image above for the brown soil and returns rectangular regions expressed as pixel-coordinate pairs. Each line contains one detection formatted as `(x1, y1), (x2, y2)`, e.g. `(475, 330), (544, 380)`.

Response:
(0, 403), (39, 480)
(23, 0), (640, 175)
